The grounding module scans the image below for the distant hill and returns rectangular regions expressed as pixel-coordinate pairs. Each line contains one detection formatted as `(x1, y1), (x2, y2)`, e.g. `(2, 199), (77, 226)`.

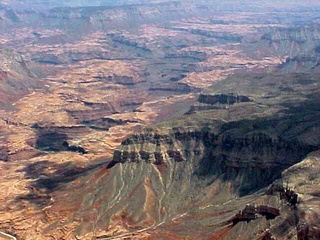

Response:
(0, 49), (45, 109)
(3, 0), (174, 10)
(0, 4), (20, 23)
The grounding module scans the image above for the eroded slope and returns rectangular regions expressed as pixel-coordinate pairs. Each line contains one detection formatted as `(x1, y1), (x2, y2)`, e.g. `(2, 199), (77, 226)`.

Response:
(0, 2), (320, 240)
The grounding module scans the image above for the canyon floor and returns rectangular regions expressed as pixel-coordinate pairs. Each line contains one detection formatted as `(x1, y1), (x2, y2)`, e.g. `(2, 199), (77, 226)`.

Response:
(0, 1), (320, 239)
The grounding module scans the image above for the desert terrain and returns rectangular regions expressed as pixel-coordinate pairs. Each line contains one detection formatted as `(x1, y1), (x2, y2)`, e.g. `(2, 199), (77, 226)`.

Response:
(0, 1), (320, 239)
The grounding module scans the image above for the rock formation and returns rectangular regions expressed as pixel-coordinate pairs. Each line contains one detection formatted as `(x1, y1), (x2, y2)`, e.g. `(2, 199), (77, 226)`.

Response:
(0, 1), (319, 240)
(0, 49), (45, 109)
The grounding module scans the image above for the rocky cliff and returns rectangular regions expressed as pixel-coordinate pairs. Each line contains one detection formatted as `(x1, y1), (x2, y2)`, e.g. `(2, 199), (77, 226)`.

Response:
(112, 128), (312, 195)
(261, 25), (320, 59)
(37, 2), (199, 30)
(24, 72), (320, 240)
(1, 2), (320, 240)
(0, 5), (20, 23)
(0, 49), (45, 109)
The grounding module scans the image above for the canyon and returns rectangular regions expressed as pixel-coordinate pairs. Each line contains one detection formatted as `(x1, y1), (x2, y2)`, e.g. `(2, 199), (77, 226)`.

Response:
(0, 0), (319, 239)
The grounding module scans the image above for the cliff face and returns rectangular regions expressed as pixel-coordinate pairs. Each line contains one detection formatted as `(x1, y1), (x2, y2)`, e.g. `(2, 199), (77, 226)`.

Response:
(0, 6), (20, 23)
(2, 2), (320, 240)
(261, 25), (320, 60)
(280, 151), (320, 240)
(29, 72), (320, 240)
(262, 26), (320, 42)
(0, 50), (45, 109)
(112, 129), (312, 196)
(262, 26), (320, 74)
(37, 2), (199, 30)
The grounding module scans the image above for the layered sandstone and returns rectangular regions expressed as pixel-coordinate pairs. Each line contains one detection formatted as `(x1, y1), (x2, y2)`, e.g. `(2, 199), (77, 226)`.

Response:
(0, 2), (320, 240)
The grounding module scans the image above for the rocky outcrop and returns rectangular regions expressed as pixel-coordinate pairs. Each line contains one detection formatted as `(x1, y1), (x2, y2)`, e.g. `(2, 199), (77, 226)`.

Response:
(262, 26), (320, 42)
(266, 184), (299, 208)
(33, 125), (90, 152)
(261, 25), (320, 59)
(67, 104), (116, 123)
(149, 82), (193, 93)
(190, 29), (243, 42)
(0, 6), (20, 23)
(107, 34), (152, 52)
(198, 93), (252, 106)
(231, 204), (280, 225)
(93, 72), (320, 239)
(279, 54), (320, 73)
(112, 126), (314, 195)
(0, 145), (9, 161)
(0, 49), (45, 109)
(2, 2), (320, 240)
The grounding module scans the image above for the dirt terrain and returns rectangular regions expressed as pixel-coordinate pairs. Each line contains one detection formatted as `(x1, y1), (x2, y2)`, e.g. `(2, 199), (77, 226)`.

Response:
(0, 1), (320, 239)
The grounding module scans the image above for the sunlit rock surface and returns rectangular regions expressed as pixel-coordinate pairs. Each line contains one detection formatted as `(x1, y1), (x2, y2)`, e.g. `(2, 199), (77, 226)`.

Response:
(0, 1), (319, 239)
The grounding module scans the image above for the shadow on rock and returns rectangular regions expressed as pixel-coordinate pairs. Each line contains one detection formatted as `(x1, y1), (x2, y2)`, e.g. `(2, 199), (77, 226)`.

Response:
(15, 160), (105, 207)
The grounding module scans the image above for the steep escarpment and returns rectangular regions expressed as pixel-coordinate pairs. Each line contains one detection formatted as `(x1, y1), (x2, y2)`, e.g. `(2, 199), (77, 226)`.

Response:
(112, 128), (313, 196)
(277, 151), (320, 240)
(262, 26), (320, 42)
(19, 72), (319, 240)
(2, 2), (320, 240)
(0, 5), (20, 24)
(0, 49), (45, 109)
(97, 73), (320, 239)
(37, 2), (199, 30)
(262, 25), (320, 59)
(108, 72), (320, 205)
(257, 25), (320, 74)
